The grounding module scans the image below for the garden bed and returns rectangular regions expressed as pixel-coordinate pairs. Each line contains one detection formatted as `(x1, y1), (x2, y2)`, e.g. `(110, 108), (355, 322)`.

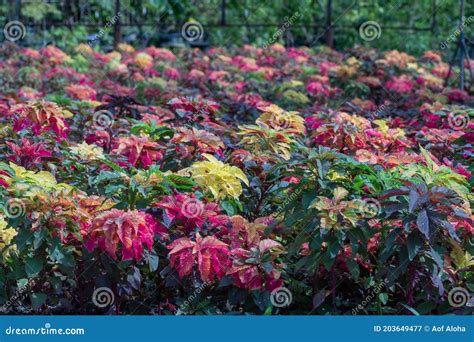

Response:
(0, 43), (472, 315)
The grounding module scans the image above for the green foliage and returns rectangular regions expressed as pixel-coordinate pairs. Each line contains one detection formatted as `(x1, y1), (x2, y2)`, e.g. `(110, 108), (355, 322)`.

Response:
(3, 0), (471, 55)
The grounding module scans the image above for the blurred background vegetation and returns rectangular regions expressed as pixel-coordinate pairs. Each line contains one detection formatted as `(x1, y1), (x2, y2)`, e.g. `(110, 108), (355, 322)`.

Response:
(0, 0), (472, 56)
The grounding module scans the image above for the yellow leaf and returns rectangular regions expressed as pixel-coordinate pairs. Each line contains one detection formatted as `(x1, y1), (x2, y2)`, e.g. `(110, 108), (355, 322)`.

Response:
(187, 155), (249, 200)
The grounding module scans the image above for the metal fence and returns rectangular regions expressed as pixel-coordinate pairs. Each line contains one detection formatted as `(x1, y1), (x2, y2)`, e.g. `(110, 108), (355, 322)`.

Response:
(1, 0), (449, 49)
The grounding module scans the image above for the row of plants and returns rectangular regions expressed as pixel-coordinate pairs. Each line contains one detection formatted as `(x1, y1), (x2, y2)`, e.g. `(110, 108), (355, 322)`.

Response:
(0, 42), (472, 314)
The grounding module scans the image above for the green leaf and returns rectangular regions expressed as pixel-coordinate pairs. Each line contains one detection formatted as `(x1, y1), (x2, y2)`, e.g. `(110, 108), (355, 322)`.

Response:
(17, 278), (29, 288)
(30, 293), (47, 309)
(398, 247), (410, 273)
(322, 235), (339, 270)
(415, 301), (437, 314)
(346, 259), (360, 280)
(349, 236), (359, 257)
(14, 228), (34, 252)
(220, 200), (236, 216)
(302, 190), (316, 209)
(166, 174), (195, 192)
(380, 228), (401, 262)
(91, 171), (124, 186)
(419, 146), (436, 171)
(33, 230), (47, 250)
(151, 126), (175, 140)
(400, 303), (420, 316)
(322, 249), (336, 271)
(378, 293), (388, 305)
(98, 158), (127, 174)
(0, 162), (15, 176)
(288, 231), (308, 257)
(328, 236), (340, 258)
(264, 306), (273, 315)
(309, 233), (324, 250)
(25, 256), (43, 277)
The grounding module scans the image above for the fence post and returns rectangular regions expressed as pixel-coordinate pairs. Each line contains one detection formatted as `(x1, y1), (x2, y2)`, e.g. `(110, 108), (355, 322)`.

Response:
(8, 0), (21, 22)
(221, 0), (226, 26)
(64, 0), (72, 28)
(458, 0), (465, 89)
(325, 0), (334, 48)
(113, 0), (121, 50)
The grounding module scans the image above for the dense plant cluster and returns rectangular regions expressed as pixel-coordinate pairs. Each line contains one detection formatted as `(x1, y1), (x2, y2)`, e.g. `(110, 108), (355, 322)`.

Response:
(0, 42), (472, 315)
(3, 0), (471, 55)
